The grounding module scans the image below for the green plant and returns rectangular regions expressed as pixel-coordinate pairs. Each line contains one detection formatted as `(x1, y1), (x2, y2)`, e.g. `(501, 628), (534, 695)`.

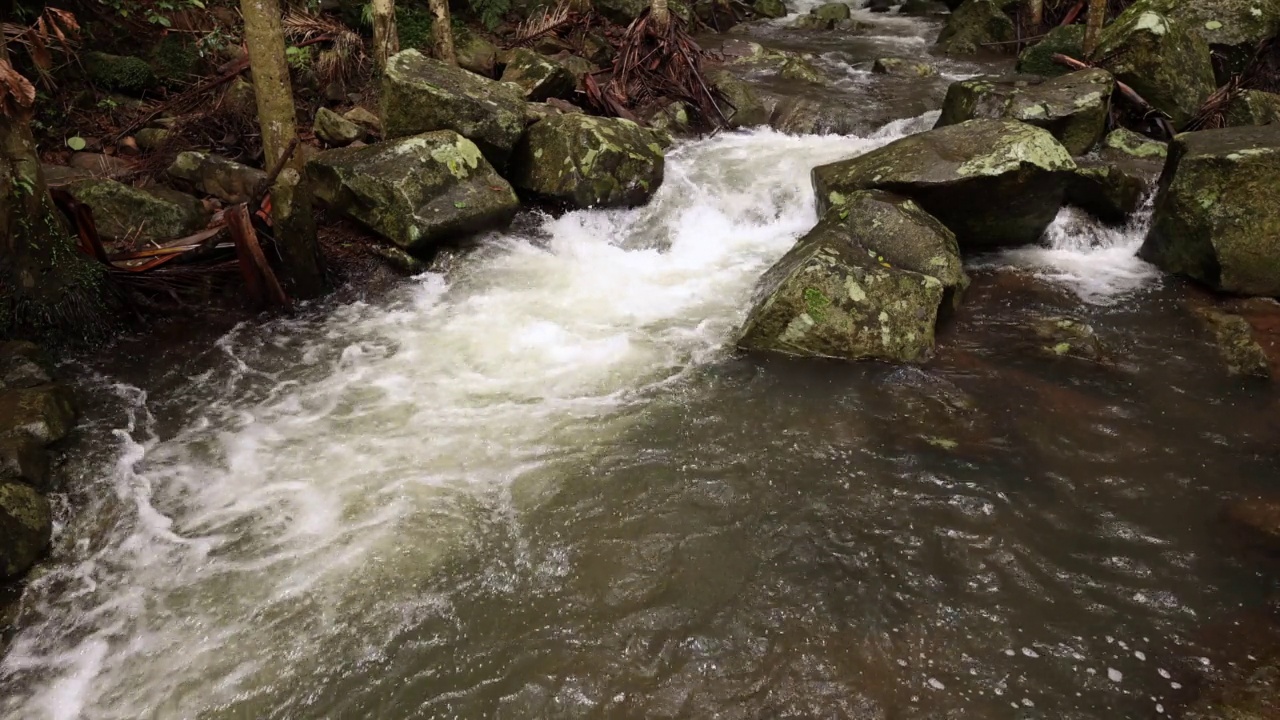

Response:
(284, 45), (314, 70)
(93, 0), (206, 27)
(467, 0), (511, 30)
(395, 5), (434, 51)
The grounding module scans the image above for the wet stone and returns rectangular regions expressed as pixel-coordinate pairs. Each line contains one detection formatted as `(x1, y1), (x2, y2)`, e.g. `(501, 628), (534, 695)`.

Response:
(0, 385), (77, 444)
(1028, 315), (1110, 363)
(0, 481), (52, 580)
(0, 342), (53, 390)
(1193, 307), (1271, 378)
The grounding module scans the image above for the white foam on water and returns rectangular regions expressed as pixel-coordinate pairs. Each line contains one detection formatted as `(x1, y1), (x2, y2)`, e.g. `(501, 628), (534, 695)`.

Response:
(0, 123), (927, 720)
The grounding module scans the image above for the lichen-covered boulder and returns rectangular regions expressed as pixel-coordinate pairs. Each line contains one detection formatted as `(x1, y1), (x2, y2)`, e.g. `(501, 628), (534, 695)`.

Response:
(812, 119), (1077, 249)
(0, 481), (52, 580)
(737, 191), (967, 363)
(813, 2), (851, 21)
(935, 69), (1114, 156)
(1139, 126), (1280, 296)
(1134, 0), (1280, 81)
(84, 51), (158, 95)
(509, 114), (665, 209)
(708, 70), (770, 128)
(1016, 25), (1085, 77)
(167, 151), (266, 204)
(1065, 161), (1149, 225)
(1101, 127), (1168, 161)
(754, 0), (787, 18)
(1090, 6), (1216, 130)
(872, 57), (937, 77)
(380, 49), (527, 165)
(1226, 90), (1280, 127)
(0, 385), (76, 444)
(499, 49), (575, 102)
(456, 34), (499, 77)
(65, 179), (206, 245)
(936, 0), (1015, 56)
(1194, 307), (1270, 377)
(307, 130), (520, 255)
(314, 107), (364, 147)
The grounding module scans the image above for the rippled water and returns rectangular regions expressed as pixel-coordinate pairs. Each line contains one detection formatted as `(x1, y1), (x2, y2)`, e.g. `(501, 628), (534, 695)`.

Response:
(4, 9), (1279, 720)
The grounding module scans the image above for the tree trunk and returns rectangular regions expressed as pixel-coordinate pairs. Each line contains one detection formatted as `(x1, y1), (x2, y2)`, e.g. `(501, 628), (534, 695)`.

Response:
(650, 0), (670, 30)
(1083, 0), (1106, 56)
(427, 0), (456, 65)
(239, 0), (325, 299)
(1029, 0), (1043, 30)
(371, 0), (399, 72)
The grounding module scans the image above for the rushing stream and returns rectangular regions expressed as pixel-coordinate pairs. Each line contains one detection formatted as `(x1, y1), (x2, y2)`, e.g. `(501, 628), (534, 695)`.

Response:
(4, 8), (1280, 720)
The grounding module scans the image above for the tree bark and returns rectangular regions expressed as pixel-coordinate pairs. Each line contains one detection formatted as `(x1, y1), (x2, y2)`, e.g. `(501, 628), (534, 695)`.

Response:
(650, 0), (670, 30)
(427, 0), (456, 65)
(1083, 0), (1106, 56)
(371, 0), (399, 72)
(239, 0), (325, 299)
(1029, 0), (1043, 30)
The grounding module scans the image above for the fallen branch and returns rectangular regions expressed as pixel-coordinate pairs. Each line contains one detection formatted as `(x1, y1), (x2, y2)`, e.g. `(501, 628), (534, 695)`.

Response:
(226, 204), (289, 308)
(1052, 52), (1176, 138)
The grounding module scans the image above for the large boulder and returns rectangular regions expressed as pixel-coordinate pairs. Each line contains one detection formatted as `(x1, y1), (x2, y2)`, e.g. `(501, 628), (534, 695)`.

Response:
(380, 49), (527, 165)
(935, 69), (1114, 155)
(1101, 127), (1168, 161)
(1140, 126), (1280, 296)
(737, 191), (967, 363)
(167, 152), (267, 204)
(499, 49), (575, 102)
(1065, 161), (1149, 225)
(708, 70), (770, 129)
(812, 119), (1076, 250)
(0, 481), (52, 580)
(307, 130), (520, 255)
(509, 114), (665, 208)
(1016, 24), (1086, 77)
(1135, 0), (1280, 80)
(1090, 5), (1217, 130)
(936, 0), (1015, 56)
(0, 385), (76, 444)
(1226, 90), (1280, 127)
(65, 179), (206, 245)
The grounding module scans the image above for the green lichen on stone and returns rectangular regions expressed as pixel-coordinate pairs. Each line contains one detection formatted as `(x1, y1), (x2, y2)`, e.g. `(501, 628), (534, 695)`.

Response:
(500, 49), (575, 102)
(1017, 25), (1087, 77)
(65, 179), (205, 244)
(508, 114), (665, 208)
(1103, 127), (1169, 159)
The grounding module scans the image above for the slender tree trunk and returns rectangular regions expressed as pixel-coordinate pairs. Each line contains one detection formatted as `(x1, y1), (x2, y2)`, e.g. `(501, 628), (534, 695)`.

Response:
(371, 0), (399, 72)
(1029, 0), (1043, 30)
(650, 0), (670, 29)
(1083, 0), (1106, 56)
(239, 0), (325, 299)
(427, 0), (456, 65)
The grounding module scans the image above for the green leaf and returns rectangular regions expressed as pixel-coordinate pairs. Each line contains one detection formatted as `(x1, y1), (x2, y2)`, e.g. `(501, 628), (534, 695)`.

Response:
(453, 201), (467, 208)
(67, 136), (87, 151)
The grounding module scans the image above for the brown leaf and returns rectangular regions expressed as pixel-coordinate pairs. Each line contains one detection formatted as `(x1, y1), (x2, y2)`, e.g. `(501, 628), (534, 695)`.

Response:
(0, 58), (37, 118)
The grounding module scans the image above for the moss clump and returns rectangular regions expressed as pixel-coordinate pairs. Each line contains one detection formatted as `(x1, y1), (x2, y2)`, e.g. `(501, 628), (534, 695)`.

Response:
(150, 34), (201, 87)
(1016, 24), (1086, 77)
(84, 51), (158, 96)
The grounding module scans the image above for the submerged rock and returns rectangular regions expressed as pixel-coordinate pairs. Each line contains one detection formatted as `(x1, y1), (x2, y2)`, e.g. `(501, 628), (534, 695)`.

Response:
(380, 49), (527, 165)
(708, 70), (770, 128)
(509, 114), (665, 209)
(167, 151), (267, 204)
(314, 107), (364, 147)
(1090, 5), (1216, 129)
(872, 57), (937, 77)
(811, 119), (1076, 250)
(0, 481), (52, 580)
(1226, 90), (1280, 128)
(0, 385), (76, 445)
(1194, 307), (1271, 377)
(1223, 498), (1280, 554)
(307, 130), (519, 255)
(1028, 315), (1110, 363)
(935, 69), (1114, 156)
(500, 49), (576, 102)
(1016, 24), (1086, 77)
(936, 0), (1014, 56)
(1140, 126), (1280, 296)
(738, 190), (966, 363)
(1065, 161), (1149, 225)
(65, 179), (206, 244)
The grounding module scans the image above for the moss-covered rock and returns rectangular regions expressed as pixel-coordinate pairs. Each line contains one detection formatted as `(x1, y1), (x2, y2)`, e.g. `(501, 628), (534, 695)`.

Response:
(812, 119), (1076, 250)
(1065, 161), (1150, 224)
(0, 385), (76, 444)
(770, 97), (862, 136)
(456, 34), (499, 77)
(936, 0), (1015, 56)
(0, 481), (51, 580)
(0, 342), (52, 390)
(314, 107), (364, 147)
(872, 57), (937, 77)
(708, 70), (770, 128)
(737, 190), (966, 363)
(754, 0), (788, 18)
(167, 151), (267, 205)
(1131, 0), (1280, 81)
(1016, 24), (1086, 77)
(343, 107), (382, 135)
(1226, 90), (1280, 128)
(1090, 5), (1216, 129)
(935, 69), (1113, 155)
(65, 179), (206, 245)
(1101, 127), (1169, 160)
(380, 50), (527, 165)
(84, 51), (158, 96)
(1139, 126), (1280, 296)
(509, 114), (665, 208)
(500, 49), (576, 102)
(150, 34), (202, 87)
(1028, 315), (1110, 363)
(307, 130), (519, 255)
(0, 436), (48, 491)
(812, 2), (851, 21)
(1194, 307), (1271, 377)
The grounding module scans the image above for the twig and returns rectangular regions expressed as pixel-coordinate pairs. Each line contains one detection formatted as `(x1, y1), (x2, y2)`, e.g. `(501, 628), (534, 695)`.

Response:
(249, 137), (300, 212)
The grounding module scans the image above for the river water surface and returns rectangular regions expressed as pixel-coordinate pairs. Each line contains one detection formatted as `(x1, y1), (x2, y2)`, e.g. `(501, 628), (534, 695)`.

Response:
(3, 7), (1279, 720)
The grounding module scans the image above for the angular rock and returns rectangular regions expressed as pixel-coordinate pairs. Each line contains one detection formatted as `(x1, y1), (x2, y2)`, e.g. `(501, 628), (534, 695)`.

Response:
(708, 70), (770, 128)
(84, 51), (158, 95)
(1016, 24), (1086, 77)
(0, 385), (76, 444)
(167, 152), (267, 204)
(812, 2), (851, 21)
(135, 127), (170, 151)
(510, 114), (665, 208)
(343, 106), (383, 135)
(0, 342), (52, 390)
(935, 69), (1114, 156)
(1091, 5), (1216, 129)
(1065, 161), (1149, 224)
(500, 49), (576, 102)
(1136, 0), (1280, 81)
(1194, 307), (1271, 377)
(1226, 90), (1280, 128)
(66, 179), (206, 245)
(0, 481), (52, 580)
(552, 53), (596, 92)
(1101, 127), (1168, 161)
(872, 57), (937, 77)
(812, 119), (1076, 249)
(380, 49), (527, 165)
(456, 34), (499, 77)
(737, 191), (966, 363)
(936, 0), (1015, 56)
(1139, 126), (1280, 296)
(0, 436), (49, 491)
(770, 97), (862, 136)
(307, 130), (519, 255)
(314, 107), (364, 147)
(753, 0), (788, 18)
